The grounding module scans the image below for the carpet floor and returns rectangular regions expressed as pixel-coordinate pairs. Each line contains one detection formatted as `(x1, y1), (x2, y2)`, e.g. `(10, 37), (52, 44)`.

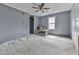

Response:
(0, 35), (77, 55)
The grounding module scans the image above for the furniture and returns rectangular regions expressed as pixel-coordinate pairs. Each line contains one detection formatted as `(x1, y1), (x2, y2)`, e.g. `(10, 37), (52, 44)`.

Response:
(35, 26), (48, 36)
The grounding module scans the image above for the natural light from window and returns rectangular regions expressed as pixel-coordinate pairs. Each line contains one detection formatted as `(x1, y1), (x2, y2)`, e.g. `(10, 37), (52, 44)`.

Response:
(48, 16), (56, 29)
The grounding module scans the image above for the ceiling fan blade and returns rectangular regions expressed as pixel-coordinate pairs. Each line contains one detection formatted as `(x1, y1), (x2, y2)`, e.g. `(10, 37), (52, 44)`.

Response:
(32, 6), (39, 9)
(35, 10), (39, 12)
(43, 8), (50, 9)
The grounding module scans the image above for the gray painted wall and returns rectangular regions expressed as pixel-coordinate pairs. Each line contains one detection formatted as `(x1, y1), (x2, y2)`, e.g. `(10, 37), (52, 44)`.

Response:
(39, 11), (71, 37)
(71, 4), (79, 33)
(71, 3), (79, 52)
(34, 16), (39, 33)
(0, 4), (30, 43)
(0, 4), (39, 43)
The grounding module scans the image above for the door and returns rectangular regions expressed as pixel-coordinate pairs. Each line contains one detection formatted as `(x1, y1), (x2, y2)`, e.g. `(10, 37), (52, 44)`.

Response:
(30, 15), (34, 34)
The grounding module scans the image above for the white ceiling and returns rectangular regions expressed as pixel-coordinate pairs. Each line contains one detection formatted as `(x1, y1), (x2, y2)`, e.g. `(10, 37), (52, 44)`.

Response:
(3, 3), (73, 17)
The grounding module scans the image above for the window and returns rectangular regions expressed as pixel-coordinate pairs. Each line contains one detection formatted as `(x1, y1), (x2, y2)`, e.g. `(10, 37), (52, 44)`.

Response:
(48, 16), (56, 29)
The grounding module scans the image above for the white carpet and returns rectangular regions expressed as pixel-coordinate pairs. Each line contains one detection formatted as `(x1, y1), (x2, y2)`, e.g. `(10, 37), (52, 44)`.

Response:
(0, 35), (77, 55)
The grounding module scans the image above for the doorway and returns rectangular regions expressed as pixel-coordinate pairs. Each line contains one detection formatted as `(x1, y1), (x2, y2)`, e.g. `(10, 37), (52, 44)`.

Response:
(30, 15), (34, 34)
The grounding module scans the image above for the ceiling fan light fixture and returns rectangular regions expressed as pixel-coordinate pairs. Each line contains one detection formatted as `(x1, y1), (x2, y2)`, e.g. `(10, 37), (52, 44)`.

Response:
(32, 3), (50, 13)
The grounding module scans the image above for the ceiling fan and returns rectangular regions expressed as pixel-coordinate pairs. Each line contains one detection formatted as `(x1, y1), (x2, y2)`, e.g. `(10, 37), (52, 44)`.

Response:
(32, 3), (50, 13)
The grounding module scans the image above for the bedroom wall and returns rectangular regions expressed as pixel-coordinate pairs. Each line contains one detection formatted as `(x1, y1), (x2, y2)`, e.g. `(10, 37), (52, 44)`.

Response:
(34, 16), (39, 33)
(71, 3), (79, 53)
(39, 11), (71, 37)
(0, 4), (29, 43)
(0, 4), (39, 43)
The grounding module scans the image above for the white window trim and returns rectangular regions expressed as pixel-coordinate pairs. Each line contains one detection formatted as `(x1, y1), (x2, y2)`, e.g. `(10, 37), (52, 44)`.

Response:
(48, 16), (56, 30)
